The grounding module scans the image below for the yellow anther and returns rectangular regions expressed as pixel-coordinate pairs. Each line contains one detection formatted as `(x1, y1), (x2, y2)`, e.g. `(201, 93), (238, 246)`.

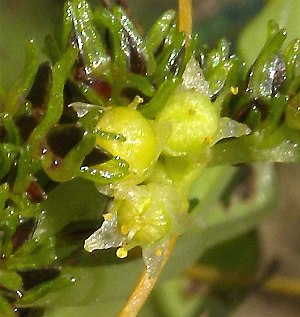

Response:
(116, 247), (128, 259)
(134, 215), (142, 224)
(204, 136), (213, 144)
(230, 86), (239, 95)
(156, 248), (163, 257)
(120, 225), (130, 235)
(103, 213), (113, 221)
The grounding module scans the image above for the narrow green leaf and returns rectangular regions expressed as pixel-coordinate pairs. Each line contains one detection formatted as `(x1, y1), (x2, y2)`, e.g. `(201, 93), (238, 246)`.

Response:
(16, 274), (74, 307)
(112, 5), (156, 75)
(28, 47), (78, 157)
(0, 296), (14, 317)
(31, 259), (144, 309)
(140, 76), (179, 119)
(210, 125), (300, 165)
(41, 133), (95, 182)
(247, 21), (286, 98)
(93, 7), (128, 74)
(4, 40), (38, 115)
(7, 237), (56, 271)
(145, 10), (176, 54)
(67, 0), (110, 77)
(0, 269), (23, 290)
(0, 144), (19, 180)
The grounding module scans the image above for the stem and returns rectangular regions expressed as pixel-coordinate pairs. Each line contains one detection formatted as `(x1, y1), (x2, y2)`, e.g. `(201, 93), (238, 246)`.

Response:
(118, 236), (177, 317)
(188, 264), (300, 298)
(178, 0), (192, 42)
(263, 276), (300, 297)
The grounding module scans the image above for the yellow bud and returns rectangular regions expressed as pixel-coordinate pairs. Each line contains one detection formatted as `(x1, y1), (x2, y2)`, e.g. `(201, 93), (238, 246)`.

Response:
(157, 89), (218, 157)
(96, 107), (159, 183)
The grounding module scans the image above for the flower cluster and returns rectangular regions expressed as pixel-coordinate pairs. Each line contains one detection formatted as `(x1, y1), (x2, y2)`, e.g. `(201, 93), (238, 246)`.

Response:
(84, 58), (250, 275)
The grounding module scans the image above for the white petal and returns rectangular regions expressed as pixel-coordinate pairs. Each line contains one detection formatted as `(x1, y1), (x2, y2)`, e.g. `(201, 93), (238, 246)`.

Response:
(215, 117), (251, 143)
(142, 239), (169, 277)
(84, 215), (124, 252)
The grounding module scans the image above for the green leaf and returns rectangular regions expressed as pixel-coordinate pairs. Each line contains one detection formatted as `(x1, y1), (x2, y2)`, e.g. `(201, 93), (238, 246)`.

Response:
(4, 40), (38, 115)
(112, 5), (156, 76)
(29, 259), (144, 310)
(246, 21), (286, 98)
(35, 178), (108, 239)
(65, 0), (110, 77)
(16, 274), (75, 307)
(7, 237), (56, 271)
(43, 300), (125, 317)
(0, 296), (14, 317)
(41, 133), (95, 183)
(145, 10), (176, 54)
(140, 76), (179, 119)
(0, 269), (23, 290)
(202, 39), (236, 98)
(0, 144), (19, 180)
(0, 114), (21, 145)
(210, 125), (300, 165)
(28, 47), (78, 157)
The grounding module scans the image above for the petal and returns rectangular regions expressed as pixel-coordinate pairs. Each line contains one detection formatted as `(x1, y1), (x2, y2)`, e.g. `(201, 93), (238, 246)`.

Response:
(84, 214), (125, 252)
(215, 117), (251, 143)
(142, 239), (169, 277)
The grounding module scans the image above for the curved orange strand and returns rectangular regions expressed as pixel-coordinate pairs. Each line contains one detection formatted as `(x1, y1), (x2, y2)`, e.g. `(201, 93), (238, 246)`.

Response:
(117, 236), (177, 317)
(178, 0), (192, 43)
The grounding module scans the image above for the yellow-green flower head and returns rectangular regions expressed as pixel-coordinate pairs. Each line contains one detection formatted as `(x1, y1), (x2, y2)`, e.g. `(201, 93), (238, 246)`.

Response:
(84, 183), (186, 275)
(157, 58), (218, 158)
(95, 105), (160, 185)
(84, 57), (250, 276)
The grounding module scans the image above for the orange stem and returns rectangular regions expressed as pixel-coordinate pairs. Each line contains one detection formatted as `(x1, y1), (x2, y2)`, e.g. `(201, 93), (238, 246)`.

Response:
(118, 236), (177, 317)
(178, 0), (192, 43)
